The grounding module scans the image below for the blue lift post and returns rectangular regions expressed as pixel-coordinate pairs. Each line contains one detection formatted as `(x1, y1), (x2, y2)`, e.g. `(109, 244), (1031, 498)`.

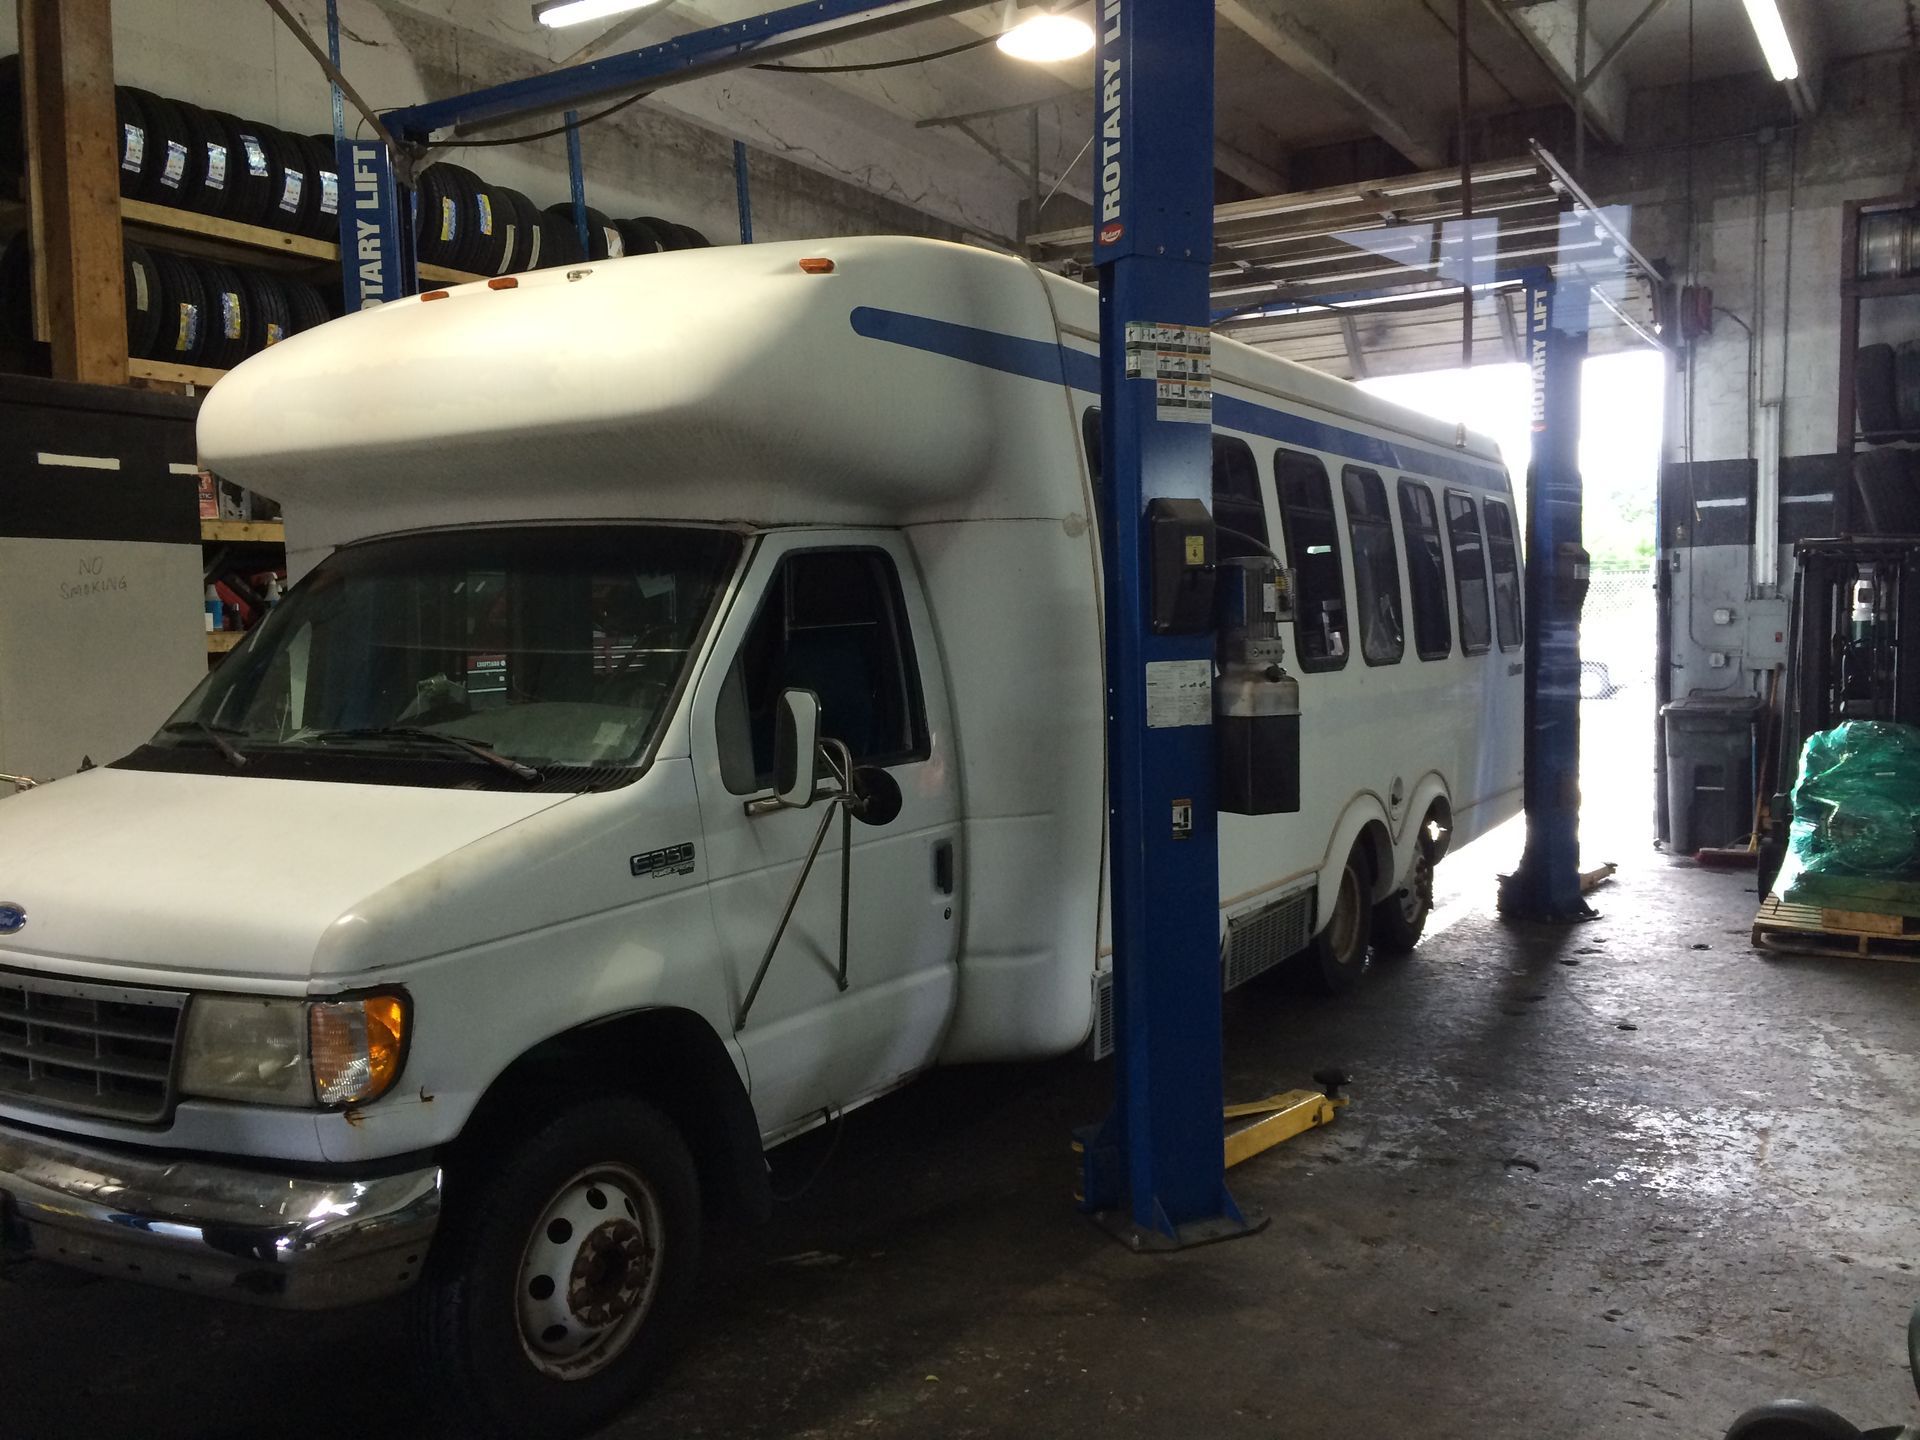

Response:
(1075, 0), (1257, 1250)
(1500, 270), (1595, 921)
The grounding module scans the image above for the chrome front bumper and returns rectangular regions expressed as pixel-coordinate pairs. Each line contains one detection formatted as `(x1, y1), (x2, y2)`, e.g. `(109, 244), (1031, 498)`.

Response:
(0, 1120), (441, 1309)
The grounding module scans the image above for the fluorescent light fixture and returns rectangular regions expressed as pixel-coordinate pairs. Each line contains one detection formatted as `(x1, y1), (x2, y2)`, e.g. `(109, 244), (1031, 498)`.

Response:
(1740, 0), (1800, 82)
(996, 13), (1095, 62)
(534, 0), (663, 27)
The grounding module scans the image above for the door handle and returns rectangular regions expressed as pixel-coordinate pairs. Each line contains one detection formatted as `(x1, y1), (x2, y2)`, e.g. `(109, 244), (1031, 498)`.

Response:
(933, 840), (955, 895)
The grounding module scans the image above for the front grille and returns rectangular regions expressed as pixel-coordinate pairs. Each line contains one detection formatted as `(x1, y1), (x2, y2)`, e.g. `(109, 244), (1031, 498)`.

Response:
(0, 970), (187, 1123)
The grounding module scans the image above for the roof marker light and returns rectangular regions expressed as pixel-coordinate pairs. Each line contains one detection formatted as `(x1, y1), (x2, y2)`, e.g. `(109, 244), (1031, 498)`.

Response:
(420, 290), (450, 302)
(798, 258), (836, 274)
(488, 276), (519, 290)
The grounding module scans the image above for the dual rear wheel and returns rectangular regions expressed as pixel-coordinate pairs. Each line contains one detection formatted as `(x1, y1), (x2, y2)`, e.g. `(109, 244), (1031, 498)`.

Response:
(1298, 824), (1438, 995)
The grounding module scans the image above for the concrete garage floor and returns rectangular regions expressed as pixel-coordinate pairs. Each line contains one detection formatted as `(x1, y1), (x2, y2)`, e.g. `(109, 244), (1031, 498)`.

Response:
(9, 824), (1920, 1440)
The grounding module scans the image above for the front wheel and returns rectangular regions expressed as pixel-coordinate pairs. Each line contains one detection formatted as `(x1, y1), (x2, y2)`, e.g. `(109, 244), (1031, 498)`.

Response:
(1301, 847), (1372, 995)
(1372, 830), (1437, 955)
(414, 1095), (702, 1440)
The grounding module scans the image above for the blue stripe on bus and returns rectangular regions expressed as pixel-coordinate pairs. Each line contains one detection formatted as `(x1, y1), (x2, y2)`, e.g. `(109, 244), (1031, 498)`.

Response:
(847, 304), (1510, 492)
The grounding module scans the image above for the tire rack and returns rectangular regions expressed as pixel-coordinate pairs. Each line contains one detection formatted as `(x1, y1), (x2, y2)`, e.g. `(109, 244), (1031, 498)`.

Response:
(1836, 193), (1920, 533)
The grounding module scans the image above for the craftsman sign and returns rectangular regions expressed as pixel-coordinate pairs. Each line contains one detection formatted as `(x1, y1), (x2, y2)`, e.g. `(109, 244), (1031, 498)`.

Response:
(1094, 0), (1124, 251)
(1124, 321), (1212, 423)
(337, 139), (408, 311)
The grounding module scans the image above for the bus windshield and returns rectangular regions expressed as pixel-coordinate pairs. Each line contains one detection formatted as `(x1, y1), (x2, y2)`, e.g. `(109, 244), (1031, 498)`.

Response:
(127, 525), (741, 791)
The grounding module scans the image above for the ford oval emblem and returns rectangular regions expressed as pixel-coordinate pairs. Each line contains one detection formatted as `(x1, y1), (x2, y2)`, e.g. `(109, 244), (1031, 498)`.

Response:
(0, 902), (23, 935)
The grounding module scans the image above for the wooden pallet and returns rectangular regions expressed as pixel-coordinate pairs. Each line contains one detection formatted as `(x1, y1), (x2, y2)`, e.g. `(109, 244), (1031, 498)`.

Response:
(1752, 894), (1920, 962)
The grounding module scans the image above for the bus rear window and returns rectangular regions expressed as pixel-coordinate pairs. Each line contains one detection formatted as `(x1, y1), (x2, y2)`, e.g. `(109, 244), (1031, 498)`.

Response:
(1484, 499), (1523, 650)
(1275, 449), (1348, 670)
(1341, 466), (1403, 665)
(1397, 479), (1452, 659)
(1445, 491), (1493, 655)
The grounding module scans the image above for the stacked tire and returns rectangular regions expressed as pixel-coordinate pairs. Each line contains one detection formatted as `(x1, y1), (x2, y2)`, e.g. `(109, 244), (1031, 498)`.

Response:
(0, 60), (347, 245)
(1, 232), (333, 370)
(411, 161), (710, 277)
(110, 89), (343, 243)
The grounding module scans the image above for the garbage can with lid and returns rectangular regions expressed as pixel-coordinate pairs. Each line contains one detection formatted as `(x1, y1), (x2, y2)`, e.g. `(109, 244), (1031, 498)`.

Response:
(1661, 694), (1765, 856)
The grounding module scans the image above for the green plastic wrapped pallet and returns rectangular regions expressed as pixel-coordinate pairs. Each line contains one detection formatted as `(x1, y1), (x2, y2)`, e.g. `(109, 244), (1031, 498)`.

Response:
(1777, 719), (1920, 914)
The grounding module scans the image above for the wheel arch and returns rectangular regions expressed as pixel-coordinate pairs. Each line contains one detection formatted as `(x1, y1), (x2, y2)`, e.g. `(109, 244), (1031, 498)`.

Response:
(1317, 795), (1397, 922)
(458, 1007), (770, 1226)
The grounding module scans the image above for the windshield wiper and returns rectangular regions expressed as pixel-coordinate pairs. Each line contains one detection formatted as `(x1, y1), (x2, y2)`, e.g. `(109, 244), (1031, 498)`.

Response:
(159, 719), (248, 768)
(307, 727), (544, 784)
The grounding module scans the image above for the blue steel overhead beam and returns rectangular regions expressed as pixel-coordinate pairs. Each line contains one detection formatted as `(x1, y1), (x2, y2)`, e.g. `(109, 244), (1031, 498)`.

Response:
(382, 0), (986, 143)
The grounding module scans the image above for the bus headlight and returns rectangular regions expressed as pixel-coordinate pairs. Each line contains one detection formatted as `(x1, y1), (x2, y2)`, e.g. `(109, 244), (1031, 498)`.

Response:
(180, 993), (409, 1107)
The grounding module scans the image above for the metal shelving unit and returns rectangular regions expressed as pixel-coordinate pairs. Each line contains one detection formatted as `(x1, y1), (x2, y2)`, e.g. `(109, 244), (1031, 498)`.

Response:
(1836, 193), (1920, 532)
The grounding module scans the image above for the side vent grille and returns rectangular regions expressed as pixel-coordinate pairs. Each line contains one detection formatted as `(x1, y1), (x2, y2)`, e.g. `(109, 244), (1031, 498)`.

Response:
(1089, 969), (1115, 1060)
(1223, 886), (1315, 991)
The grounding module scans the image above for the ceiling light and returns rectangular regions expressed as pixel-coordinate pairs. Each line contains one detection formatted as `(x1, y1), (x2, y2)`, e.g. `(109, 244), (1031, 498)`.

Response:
(534, 0), (664, 28)
(996, 13), (1095, 63)
(1740, 0), (1800, 82)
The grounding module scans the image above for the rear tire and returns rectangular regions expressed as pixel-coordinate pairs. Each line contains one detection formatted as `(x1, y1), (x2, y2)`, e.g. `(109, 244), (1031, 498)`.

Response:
(1372, 828), (1436, 955)
(415, 1095), (702, 1440)
(1302, 847), (1372, 994)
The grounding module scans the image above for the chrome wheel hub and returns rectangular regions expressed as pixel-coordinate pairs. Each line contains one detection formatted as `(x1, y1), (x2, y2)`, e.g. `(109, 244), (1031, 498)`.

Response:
(516, 1164), (663, 1380)
(1400, 850), (1434, 924)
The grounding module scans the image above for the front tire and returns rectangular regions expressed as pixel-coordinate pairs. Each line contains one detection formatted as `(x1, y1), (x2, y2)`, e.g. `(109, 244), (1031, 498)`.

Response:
(414, 1095), (702, 1440)
(1372, 829), (1437, 955)
(1302, 847), (1372, 995)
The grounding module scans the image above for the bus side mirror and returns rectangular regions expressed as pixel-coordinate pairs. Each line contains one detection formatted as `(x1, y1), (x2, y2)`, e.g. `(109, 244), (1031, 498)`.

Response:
(773, 689), (823, 808)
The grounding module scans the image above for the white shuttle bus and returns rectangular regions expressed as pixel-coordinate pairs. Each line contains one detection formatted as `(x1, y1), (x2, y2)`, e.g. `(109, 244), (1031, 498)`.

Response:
(0, 238), (1521, 1435)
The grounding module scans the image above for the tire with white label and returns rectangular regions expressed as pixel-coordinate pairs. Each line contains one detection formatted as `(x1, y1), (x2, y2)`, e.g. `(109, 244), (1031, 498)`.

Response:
(193, 259), (248, 370)
(414, 1095), (701, 1440)
(123, 240), (166, 360)
(175, 103), (238, 218)
(412, 162), (468, 270)
(148, 249), (210, 366)
(218, 111), (279, 226)
(127, 90), (194, 208)
(300, 135), (343, 242)
(113, 87), (154, 200)
(535, 209), (588, 271)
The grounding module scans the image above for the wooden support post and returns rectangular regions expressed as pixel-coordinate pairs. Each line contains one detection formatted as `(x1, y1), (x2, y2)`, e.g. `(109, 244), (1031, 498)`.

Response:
(20, 0), (127, 385)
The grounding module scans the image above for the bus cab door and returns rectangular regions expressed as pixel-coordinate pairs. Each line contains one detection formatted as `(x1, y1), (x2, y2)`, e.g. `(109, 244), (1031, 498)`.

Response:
(689, 532), (962, 1137)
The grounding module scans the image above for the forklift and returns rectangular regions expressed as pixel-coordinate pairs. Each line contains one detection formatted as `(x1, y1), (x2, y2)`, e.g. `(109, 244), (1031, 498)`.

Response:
(1757, 536), (1920, 901)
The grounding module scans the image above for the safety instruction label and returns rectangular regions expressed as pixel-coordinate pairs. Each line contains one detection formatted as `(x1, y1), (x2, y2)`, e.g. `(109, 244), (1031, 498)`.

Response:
(1145, 659), (1212, 729)
(1124, 321), (1212, 424)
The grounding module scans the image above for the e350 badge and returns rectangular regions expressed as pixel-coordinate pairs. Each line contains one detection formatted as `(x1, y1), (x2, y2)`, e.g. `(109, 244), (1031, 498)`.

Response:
(629, 844), (695, 880)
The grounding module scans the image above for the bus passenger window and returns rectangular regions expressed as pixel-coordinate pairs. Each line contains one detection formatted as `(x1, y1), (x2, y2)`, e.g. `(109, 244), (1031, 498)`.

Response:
(1396, 479), (1452, 660)
(1484, 499), (1523, 650)
(1445, 491), (1493, 655)
(1213, 437), (1267, 559)
(1340, 466), (1403, 665)
(1274, 449), (1348, 670)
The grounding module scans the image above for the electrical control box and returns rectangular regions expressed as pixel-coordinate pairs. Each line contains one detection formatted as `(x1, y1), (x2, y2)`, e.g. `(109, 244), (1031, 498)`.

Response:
(1743, 596), (1790, 668)
(1147, 498), (1216, 634)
